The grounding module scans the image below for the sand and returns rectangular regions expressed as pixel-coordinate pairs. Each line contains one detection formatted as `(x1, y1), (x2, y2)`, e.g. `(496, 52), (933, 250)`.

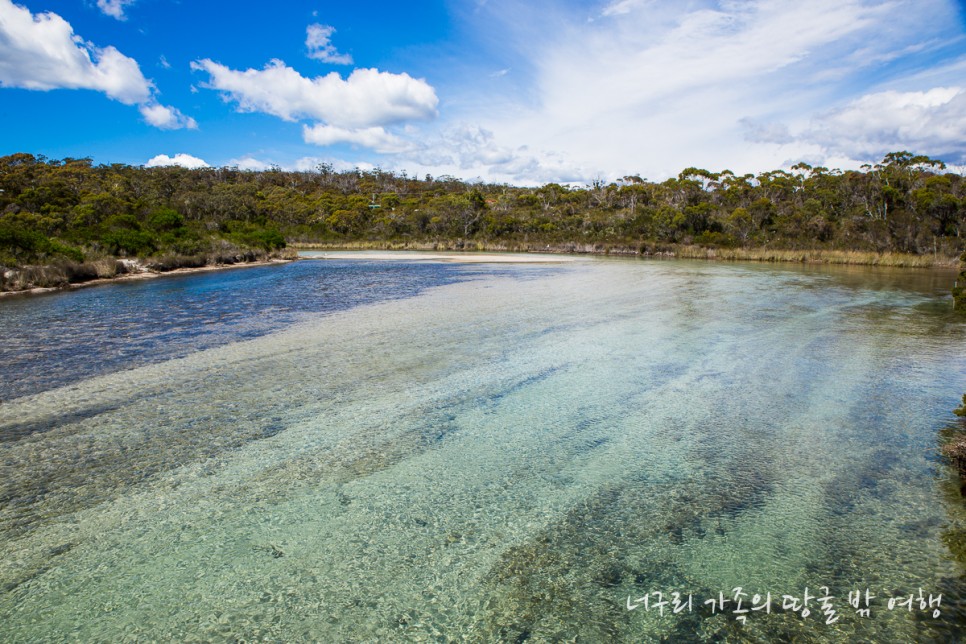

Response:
(301, 250), (582, 263)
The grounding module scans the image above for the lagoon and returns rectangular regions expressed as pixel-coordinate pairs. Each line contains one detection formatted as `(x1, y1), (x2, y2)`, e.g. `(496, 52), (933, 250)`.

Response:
(1, 254), (964, 641)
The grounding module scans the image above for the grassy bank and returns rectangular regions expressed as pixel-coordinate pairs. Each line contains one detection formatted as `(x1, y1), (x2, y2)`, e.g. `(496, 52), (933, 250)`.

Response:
(292, 240), (960, 269)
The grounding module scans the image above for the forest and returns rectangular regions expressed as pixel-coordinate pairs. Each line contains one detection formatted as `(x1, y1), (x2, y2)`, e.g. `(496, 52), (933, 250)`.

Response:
(1, 151), (964, 276)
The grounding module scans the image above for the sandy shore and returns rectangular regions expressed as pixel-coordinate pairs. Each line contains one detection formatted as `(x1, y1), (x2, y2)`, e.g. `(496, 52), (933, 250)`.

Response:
(0, 259), (295, 299)
(300, 250), (582, 264)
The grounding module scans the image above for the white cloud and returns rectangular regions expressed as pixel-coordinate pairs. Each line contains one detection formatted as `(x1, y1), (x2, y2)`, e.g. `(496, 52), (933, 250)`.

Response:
(740, 118), (794, 145)
(191, 59), (438, 128)
(228, 156), (273, 171)
(145, 153), (210, 169)
(192, 58), (438, 153)
(801, 87), (966, 160)
(96, 0), (135, 20)
(415, 125), (517, 168)
(0, 0), (150, 103)
(529, 1), (892, 142)
(117, 0), (965, 184)
(159, 55), (171, 69)
(139, 102), (198, 130)
(600, 0), (646, 17)
(0, 0), (194, 129)
(293, 156), (376, 173)
(306, 24), (352, 64)
(425, 0), (966, 182)
(396, 124), (591, 185)
(302, 124), (410, 153)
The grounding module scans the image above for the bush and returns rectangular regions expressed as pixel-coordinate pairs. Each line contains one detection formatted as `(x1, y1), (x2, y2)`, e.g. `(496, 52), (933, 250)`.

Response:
(0, 223), (84, 263)
(219, 220), (287, 251)
(47, 239), (84, 263)
(102, 228), (156, 257)
(0, 223), (46, 256)
(148, 208), (186, 232)
(249, 228), (286, 251)
(102, 213), (142, 230)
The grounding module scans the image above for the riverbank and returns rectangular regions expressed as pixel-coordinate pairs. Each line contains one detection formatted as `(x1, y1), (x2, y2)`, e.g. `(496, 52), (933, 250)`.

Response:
(3, 242), (958, 297)
(0, 252), (297, 298)
(292, 241), (959, 269)
(302, 250), (581, 264)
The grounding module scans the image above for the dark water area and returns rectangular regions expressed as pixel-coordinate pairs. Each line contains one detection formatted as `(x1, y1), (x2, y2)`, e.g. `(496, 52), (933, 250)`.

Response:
(0, 259), (540, 401)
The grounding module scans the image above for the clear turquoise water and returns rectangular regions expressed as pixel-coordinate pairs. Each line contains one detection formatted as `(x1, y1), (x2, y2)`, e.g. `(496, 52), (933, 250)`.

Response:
(1, 256), (964, 642)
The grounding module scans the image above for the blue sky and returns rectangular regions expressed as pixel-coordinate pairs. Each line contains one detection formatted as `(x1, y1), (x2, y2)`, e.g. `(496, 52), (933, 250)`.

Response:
(1, 0), (965, 184)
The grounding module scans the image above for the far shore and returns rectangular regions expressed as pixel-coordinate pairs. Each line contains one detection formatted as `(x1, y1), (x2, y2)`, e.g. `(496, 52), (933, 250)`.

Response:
(301, 250), (581, 264)
(2, 242), (960, 298)
(0, 258), (295, 298)
(293, 241), (961, 270)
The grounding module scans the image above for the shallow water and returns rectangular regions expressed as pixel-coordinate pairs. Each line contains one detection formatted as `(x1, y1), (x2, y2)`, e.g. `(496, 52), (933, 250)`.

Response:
(0, 259), (502, 401)
(1, 256), (965, 642)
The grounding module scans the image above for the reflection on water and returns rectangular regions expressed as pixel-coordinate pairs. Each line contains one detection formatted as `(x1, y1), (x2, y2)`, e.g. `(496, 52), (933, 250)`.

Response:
(1, 257), (965, 641)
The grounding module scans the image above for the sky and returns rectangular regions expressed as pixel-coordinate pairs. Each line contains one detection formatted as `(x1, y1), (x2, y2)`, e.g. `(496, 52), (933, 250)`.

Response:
(1, 0), (965, 185)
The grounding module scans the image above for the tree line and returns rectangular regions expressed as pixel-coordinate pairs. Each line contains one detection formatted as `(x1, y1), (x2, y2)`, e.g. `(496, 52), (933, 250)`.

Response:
(1, 151), (964, 268)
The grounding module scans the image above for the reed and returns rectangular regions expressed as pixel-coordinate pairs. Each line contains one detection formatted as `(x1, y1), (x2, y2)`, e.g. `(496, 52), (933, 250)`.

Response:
(670, 245), (959, 268)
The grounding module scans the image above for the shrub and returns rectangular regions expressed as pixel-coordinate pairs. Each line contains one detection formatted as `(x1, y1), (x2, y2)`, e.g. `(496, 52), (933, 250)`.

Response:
(102, 228), (156, 257)
(148, 208), (186, 232)
(0, 223), (84, 263)
(219, 220), (287, 251)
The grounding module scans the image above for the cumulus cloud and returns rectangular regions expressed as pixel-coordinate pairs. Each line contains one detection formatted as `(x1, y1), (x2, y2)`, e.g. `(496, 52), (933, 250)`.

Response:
(0, 0), (150, 103)
(228, 156), (272, 171)
(302, 124), (410, 153)
(0, 0), (194, 129)
(422, 124), (516, 168)
(802, 87), (966, 161)
(96, 0), (135, 20)
(293, 156), (376, 173)
(192, 58), (438, 152)
(139, 102), (198, 130)
(191, 59), (438, 127)
(398, 124), (591, 185)
(306, 24), (352, 64)
(145, 153), (210, 169)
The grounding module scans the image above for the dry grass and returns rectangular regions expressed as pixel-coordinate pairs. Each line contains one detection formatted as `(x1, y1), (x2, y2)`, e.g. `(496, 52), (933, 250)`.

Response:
(672, 245), (959, 268)
(292, 241), (960, 269)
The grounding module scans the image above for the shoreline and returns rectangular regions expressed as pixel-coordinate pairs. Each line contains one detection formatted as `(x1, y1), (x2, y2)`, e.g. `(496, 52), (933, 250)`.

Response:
(0, 258), (296, 299)
(2, 242), (960, 298)
(301, 250), (581, 264)
(292, 241), (961, 270)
